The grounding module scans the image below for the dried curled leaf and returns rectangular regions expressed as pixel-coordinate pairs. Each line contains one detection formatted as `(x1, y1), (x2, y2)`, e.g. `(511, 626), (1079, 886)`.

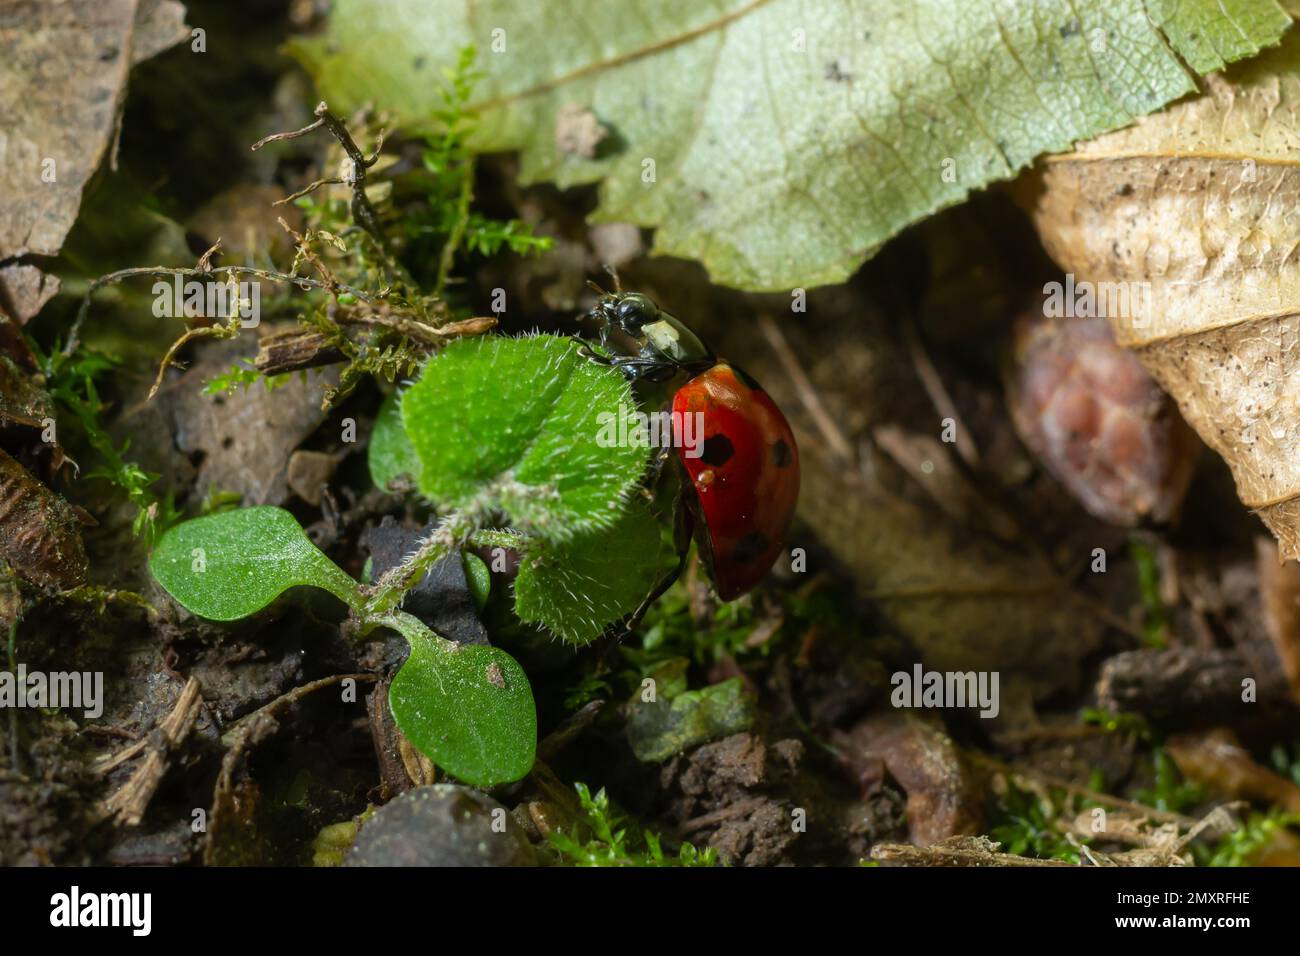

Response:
(1023, 14), (1300, 556)
(0, 446), (87, 590)
(1006, 309), (1197, 526)
(0, 0), (189, 311)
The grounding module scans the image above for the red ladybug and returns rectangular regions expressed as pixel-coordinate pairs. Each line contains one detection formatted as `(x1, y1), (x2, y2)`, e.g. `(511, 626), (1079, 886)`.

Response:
(582, 286), (800, 603)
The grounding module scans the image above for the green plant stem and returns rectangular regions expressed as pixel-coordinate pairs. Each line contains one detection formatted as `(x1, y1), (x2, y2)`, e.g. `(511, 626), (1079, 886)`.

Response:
(381, 609), (451, 650)
(435, 155), (475, 298)
(364, 509), (477, 616)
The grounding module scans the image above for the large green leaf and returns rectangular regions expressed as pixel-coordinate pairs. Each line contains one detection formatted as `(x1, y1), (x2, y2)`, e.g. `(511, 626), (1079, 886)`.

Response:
(368, 389), (422, 492)
(388, 622), (537, 786)
(290, 0), (1290, 291)
(514, 500), (673, 644)
(149, 506), (362, 619)
(400, 334), (648, 539)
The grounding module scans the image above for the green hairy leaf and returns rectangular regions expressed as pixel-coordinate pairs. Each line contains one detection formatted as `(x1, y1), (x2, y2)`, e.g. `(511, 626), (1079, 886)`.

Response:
(388, 622), (536, 786)
(369, 390), (423, 491)
(401, 334), (648, 538)
(149, 506), (362, 619)
(514, 500), (672, 644)
(290, 0), (1290, 291)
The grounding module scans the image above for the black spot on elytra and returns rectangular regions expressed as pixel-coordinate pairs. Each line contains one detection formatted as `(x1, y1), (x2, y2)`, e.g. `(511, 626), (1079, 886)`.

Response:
(701, 434), (734, 467)
(733, 531), (769, 564)
(732, 364), (763, 391)
(772, 439), (793, 468)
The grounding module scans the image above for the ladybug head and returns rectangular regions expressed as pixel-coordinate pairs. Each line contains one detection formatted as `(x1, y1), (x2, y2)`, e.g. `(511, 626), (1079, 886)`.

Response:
(597, 292), (660, 335)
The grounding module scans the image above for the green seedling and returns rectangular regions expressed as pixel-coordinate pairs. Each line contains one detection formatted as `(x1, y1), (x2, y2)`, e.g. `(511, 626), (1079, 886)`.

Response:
(151, 333), (674, 786)
(547, 782), (719, 867)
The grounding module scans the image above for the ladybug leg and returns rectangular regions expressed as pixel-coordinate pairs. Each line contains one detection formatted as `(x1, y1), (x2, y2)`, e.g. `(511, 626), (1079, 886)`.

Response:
(609, 358), (672, 381)
(620, 545), (688, 637)
(640, 448), (672, 498)
(615, 486), (693, 636)
(576, 347), (668, 382)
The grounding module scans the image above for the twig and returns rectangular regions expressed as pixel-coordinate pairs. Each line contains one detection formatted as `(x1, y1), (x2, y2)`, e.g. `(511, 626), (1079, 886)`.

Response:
(252, 102), (390, 259)
(871, 835), (1072, 867)
(537, 700), (604, 761)
(96, 676), (204, 827)
(678, 797), (769, 834)
(274, 177), (345, 207)
(66, 263), (374, 358)
(278, 216), (341, 296)
(903, 321), (980, 469)
(757, 313), (854, 463)
(972, 753), (1199, 829)
(147, 315), (240, 399)
(336, 308), (495, 346)
(222, 672), (377, 746)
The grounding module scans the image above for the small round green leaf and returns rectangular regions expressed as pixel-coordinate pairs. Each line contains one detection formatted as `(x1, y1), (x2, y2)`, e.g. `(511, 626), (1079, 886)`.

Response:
(389, 628), (536, 786)
(514, 500), (672, 645)
(401, 334), (648, 539)
(369, 390), (422, 491)
(462, 550), (491, 612)
(149, 506), (361, 620)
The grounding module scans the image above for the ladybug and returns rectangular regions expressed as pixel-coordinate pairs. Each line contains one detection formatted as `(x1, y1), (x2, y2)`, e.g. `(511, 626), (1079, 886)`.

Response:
(581, 282), (800, 606)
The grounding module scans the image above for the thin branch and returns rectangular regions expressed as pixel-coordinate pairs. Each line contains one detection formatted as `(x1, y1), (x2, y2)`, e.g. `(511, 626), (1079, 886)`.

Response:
(249, 115), (326, 150)
(903, 320), (981, 469)
(96, 676), (204, 827)
(147, 317), (239, 400)
(253, 102), (389, 253)
(273, 176), (345, 207)
(757, 313), (854, 463)
(66, 263), (375, 357)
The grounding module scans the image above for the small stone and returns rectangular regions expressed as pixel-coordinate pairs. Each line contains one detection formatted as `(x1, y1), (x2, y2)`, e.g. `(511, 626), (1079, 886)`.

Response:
(286, 449), (338, 505)
(345, 785), (537, 867)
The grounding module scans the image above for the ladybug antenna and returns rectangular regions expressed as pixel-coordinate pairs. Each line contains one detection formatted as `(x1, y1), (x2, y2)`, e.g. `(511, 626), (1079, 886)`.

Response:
(602, 264), (623, 293)
(586, 278), (608, 297)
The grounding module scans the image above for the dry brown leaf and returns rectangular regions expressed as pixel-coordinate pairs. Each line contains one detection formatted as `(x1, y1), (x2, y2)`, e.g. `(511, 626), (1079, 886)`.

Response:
(0, 0), (188, 259)
(0, 263), (60, 326)
(833, 711), (981, 848)
(1255, 536), (1300, 702)
(1022, 15), (1300, 557)
(1166, 728), (1300, 814)
(146, 337), (339, 507)
(0, 446), (87, 590)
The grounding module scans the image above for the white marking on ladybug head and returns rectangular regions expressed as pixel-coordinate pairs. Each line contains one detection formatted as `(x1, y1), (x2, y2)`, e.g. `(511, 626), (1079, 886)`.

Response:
(643, 319), (686, 360)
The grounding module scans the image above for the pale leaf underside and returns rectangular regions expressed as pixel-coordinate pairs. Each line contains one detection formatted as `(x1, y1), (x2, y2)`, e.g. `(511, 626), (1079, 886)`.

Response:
(291, 0), (1289, 290)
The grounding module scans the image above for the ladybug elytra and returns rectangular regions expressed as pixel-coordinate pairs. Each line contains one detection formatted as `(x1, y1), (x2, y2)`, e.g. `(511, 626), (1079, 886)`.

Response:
(581, 282), (800, 607)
